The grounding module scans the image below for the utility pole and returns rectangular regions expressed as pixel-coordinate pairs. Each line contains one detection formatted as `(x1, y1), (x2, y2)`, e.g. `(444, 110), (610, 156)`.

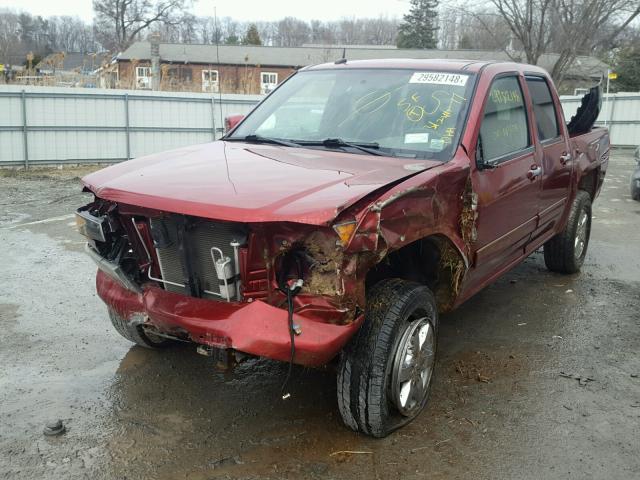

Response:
(604, 69), (617, 127)
(604, 69), (610, 127)
(150, 33), (161, 91)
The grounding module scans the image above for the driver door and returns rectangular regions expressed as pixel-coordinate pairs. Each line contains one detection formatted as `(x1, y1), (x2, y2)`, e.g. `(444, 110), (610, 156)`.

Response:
(470, 74), (541, 282)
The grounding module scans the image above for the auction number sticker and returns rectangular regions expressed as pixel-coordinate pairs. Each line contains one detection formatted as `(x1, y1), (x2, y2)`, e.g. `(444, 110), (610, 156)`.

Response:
(409, 72), (469, 86)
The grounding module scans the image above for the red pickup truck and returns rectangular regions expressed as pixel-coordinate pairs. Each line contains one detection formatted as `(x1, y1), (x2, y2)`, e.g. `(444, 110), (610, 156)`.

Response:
(77, 60), (609, 437)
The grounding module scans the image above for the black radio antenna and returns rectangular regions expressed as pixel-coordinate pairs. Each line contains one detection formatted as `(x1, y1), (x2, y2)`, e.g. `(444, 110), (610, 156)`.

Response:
(214, 5), (224, 137)
(335, 47), (347, 64)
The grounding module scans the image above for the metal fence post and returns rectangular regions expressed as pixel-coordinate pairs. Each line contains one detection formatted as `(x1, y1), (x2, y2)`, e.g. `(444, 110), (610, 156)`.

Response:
(124, 93), (131, 160)
(608, 95), (617, 144)
(21, 89), (28, 168)
(210, 97), (216, 140)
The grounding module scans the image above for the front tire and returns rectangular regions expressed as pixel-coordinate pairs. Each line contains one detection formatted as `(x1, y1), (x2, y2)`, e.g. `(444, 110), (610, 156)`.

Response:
(108, 308), (171, 349)
(543, 190), (592, 274)
(337, 279), (438, 437)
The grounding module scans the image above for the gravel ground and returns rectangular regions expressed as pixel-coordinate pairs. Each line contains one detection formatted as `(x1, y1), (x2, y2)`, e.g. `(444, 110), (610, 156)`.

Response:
(1, 152), (639, 480)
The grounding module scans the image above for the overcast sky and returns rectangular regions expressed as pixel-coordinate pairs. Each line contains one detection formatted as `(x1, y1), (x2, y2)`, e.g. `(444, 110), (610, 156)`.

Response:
(0, 0), (410, 22)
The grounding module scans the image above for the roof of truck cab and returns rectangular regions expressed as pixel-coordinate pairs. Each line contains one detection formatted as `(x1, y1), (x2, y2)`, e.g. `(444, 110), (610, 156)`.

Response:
(303, 58), (549, 75)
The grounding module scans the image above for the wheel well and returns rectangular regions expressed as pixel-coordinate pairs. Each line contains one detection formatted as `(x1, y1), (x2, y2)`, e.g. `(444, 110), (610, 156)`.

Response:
(365, 235), (466, 312)
(578, 168), (599, 200)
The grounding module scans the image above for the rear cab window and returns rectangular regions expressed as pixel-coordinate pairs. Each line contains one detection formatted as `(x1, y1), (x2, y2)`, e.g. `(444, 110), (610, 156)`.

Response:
(479, 76), (531, 164)
(525, 76), (560, 142)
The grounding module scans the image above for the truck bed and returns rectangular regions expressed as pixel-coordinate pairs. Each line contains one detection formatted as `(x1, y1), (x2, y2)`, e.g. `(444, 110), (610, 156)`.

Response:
(570, 126), (610, 200)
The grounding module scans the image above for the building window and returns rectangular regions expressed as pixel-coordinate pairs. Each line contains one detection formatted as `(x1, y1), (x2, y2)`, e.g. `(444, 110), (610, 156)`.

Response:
(164, 66), (192, 90)
(136, 66), (151, 89)
(202, 69), (219, 93)
(261, 72), (278, 94)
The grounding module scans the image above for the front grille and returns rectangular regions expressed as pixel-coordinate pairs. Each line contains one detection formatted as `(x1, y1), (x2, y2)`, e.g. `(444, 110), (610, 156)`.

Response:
(150, 216), (245, 300)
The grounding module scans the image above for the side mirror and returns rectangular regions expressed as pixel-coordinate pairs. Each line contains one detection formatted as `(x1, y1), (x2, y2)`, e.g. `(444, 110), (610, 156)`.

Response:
(225, 114), (245, 132)
(475, 135), (486, 167)
(475, 137), (483, 165)
(476, 135), (496, 171)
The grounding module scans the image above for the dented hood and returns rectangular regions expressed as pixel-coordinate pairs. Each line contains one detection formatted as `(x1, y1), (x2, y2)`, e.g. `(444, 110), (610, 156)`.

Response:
(82, 141), (441, 225)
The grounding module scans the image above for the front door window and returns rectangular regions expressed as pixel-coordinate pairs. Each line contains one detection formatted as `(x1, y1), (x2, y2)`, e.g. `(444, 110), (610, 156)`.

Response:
(479, 76), (531, 164)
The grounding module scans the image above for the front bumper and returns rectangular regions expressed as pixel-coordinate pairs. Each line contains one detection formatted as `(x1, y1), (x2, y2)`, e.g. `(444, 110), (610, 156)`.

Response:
(96, 270), (363, 367)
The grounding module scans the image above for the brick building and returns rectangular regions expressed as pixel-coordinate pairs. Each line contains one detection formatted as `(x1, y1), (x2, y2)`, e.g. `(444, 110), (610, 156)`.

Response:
(110, 41), (609, 95)
(114, 41), (316, 94)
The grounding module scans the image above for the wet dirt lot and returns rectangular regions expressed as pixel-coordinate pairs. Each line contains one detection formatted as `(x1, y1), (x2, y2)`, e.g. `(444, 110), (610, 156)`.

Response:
(1, 153), (639, 480)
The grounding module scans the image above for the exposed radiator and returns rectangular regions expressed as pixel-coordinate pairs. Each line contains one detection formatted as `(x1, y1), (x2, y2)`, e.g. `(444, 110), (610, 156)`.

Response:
(149, 216), (245, 301)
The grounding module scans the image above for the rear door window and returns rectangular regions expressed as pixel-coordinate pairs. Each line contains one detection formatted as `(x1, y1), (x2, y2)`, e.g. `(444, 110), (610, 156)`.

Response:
(526, 76), (560, 141)
(479, 76), (530, 163)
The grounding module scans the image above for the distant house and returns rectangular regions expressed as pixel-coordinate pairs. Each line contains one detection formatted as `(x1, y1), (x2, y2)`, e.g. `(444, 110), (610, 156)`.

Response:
(37, 52), (110, 75)
(36, 52), (112, 87)
(113, 41), (609, 94)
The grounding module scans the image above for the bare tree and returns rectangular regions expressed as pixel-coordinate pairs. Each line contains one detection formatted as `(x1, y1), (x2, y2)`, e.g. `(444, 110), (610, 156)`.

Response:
(196, 16), (215, 44)
(178, 13), (199, 43)
(337, 18), (359, 44)
(438, 8), (460, 49)
(275, 17), (311, 46)
(0, 11), (21, 63)
(308, 20), (339, 45)
(47, 16), (99, 53)
(93, 0), (187, 51)
(363, 16), (399, 45)
(485, 0), (640, 80)
(256, 21), (277, 46)
(155, 12), (198, 43)
(1, 9), (406, 61)
(0, 9), (101, 65)
(219, 16), (241, 44)
(550, 0), (640, 80)
(437, 6), (513, 50)
(489, 0), (555, 64)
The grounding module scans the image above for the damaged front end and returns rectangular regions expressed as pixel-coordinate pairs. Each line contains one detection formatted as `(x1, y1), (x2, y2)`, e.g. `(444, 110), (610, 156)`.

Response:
(77, 142), (476, 369)
(77, 195), (365, 367)
(76, 202), (146, 294)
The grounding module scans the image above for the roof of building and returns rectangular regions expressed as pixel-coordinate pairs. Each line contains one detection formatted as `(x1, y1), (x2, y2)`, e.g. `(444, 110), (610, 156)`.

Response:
(118, 42), (608, 79)
(36, 52), (111, 74)
(301, 43), (399, 49)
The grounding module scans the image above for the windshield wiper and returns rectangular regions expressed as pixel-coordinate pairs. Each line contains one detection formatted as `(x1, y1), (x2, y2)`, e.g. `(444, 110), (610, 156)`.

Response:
(298, 138), (386, 156)
(229, 134), (302, 148)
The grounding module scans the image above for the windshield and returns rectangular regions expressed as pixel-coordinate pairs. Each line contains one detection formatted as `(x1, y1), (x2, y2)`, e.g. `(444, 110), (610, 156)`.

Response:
(229, 68), (476, 160)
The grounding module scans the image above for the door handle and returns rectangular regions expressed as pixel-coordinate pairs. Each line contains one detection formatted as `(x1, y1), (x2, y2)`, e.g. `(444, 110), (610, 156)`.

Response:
(560, 152), (572, 165)
(527, 165), (542, 180)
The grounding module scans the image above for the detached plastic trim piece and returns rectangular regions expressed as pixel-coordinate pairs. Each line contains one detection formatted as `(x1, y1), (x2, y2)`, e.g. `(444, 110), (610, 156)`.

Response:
(85, 244), (142, 294)
(567, 84), (602, 135)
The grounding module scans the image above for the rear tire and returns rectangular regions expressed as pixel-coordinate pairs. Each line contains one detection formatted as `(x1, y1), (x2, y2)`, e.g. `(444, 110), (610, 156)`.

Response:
(337, 279), (438, 437)
(543, 190), (592, 274)
(108, 308), (171, 349)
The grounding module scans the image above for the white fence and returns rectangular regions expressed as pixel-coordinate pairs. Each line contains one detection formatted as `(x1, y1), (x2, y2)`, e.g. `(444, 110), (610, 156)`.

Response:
(0, 86), (262, 167)
(0, 86), (638, 167)
(560, 92), (640, 147)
